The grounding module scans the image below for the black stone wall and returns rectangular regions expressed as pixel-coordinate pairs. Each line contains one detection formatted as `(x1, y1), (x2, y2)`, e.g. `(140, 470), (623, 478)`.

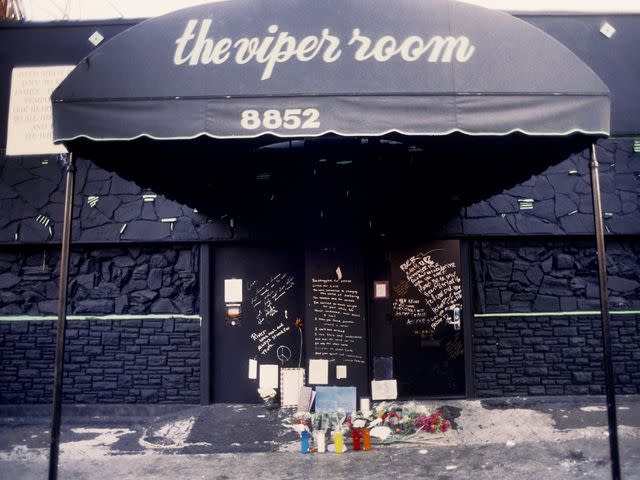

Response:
(472, 238), (640, 397)
(0, 318), (200, 404)
(1, 139), (638, 243)
(464, 140), (640, 235)
(0, 245), (199, 315)
(473, 315), (640, 397)
(0, 245), (201, 404)
(0, 155), (231, 243)
(473, 239), (640, 313)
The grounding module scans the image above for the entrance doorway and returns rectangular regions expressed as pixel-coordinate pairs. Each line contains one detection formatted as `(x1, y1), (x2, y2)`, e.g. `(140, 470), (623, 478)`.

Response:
(370, 240), (465, 397)
(212, 245), (304, 403)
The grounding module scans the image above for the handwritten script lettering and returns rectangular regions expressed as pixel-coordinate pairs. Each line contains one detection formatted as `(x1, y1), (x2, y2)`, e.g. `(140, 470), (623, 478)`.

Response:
(311, 278), (366, 364)
(399, 253), (462, 330)
(174, 20), (476, 80)
(251, 321), (291, 355)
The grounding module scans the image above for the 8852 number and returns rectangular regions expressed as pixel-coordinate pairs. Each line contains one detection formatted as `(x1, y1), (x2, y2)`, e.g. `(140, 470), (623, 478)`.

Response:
(240, 108), (320, 130)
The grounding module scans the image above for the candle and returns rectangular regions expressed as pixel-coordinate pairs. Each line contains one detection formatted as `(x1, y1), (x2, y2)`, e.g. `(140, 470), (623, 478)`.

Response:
(315, 430), (326, 453)
(334, 431), (344, 454)
(301, 430), (310, 454)
(362, 428), (371, 451)
(351, 428), (361, 451)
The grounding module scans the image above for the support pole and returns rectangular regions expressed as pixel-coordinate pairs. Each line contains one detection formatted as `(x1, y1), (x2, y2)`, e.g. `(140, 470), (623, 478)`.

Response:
(48, 152), (76, 480)
(589, 143), (621, 480)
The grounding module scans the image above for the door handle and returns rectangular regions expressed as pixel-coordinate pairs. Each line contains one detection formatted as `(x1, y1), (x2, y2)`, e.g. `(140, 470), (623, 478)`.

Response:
(446, 306), (462, 331)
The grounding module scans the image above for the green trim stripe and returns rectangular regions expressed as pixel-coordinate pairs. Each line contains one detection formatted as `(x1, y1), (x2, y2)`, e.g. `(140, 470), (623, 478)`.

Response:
(475, 310), (640, 318)
(0, 314), (201, 322)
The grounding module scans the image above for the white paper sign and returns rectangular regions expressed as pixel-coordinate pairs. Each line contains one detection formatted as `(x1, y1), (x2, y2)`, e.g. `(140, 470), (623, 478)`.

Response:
(280, 368), (305, 408)
(308, 359), (329, 385)
(360, 397), (371, 414)
(259, 364), (279, 389)
(248, 359), (257, 379)
(6, 66), (74, 156)
(371, 379), (398, 400)
(224, 278), (243, 303)
(336, 365), (347, 379)
(374, 281), (389, 299)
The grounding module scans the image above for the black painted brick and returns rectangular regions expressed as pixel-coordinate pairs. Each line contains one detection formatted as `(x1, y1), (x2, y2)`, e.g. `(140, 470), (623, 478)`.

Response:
(0, 318), (200, 404)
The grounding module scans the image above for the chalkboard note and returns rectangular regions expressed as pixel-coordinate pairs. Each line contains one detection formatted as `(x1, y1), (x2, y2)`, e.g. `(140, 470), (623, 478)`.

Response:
(391, 243), (462, 334)
(305, 245), (368, 394)
(248, 272), (298, 360)
(391, 297), (427, 326)
(311, 278), (366, 365)
(389, 241), (466, 397)
(399, 252), (462, 330)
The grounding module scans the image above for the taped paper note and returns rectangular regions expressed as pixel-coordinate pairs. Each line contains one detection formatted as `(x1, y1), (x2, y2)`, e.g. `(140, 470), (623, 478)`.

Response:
(308, 359), (329, 385)
(280, 368), (305, 408)
(248, 359), (257, 380)
(259, 364), (279, 389)
(224, 278), (243, 303)
(336, 365), (347, 379)
(371, 379), (398, 400)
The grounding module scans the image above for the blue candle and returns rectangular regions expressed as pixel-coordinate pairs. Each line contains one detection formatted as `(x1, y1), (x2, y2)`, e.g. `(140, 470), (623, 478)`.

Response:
(301, 430), (310, 454)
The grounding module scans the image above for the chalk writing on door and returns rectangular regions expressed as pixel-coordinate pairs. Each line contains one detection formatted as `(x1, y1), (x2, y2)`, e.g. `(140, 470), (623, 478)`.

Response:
(311, 277), (366, 365)
(394, 250), (462, 330)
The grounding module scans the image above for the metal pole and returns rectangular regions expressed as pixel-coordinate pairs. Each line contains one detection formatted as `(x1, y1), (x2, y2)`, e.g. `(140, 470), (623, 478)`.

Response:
(48, 152), (76, 480)
(589, 143), (621, 480)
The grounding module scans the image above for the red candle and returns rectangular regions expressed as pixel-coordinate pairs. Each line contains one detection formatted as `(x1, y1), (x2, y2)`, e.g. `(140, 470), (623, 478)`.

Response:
(351, 428), (361, 451)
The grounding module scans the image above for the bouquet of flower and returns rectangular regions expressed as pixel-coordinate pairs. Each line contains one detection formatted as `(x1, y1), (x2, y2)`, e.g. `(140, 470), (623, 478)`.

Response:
(413, 411), (451, 433)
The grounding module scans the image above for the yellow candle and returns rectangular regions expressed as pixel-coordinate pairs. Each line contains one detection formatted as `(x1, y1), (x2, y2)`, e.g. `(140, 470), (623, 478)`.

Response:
(334, 431), (344, 454)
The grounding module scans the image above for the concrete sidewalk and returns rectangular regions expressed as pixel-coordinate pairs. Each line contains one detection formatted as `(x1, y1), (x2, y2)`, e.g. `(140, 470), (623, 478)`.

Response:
(1, 396), (639, 479)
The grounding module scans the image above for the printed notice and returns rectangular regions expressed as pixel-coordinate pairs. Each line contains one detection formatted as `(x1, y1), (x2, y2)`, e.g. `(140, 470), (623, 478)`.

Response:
(336, 365), (347, 379)
(6, 66), (74, 156)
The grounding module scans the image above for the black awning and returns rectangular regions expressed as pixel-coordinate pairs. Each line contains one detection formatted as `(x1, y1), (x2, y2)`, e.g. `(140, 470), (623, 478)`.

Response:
(51, 0), (610, 148)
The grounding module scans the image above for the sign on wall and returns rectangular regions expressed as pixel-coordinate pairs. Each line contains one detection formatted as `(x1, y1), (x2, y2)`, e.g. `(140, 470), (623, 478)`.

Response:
(6, 66), (74, 156)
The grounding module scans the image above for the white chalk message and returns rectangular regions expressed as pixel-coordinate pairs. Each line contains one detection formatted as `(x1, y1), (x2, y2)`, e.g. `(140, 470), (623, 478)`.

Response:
(311, 277), (365, 365)
(249, 272), (295, 325)
(399, 252), (462, 330)
(250, 321), (291, 356)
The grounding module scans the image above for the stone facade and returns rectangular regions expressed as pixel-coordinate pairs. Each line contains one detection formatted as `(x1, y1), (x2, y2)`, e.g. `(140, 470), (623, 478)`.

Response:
(473, 315), (640, 397)
(0, 245), (198, 316)
(0, 245), (201, 404)
(472, 238), (640, 397)
(464, 140), (640, 235)
(0, 318), (200, 404)
(473, 239), (640, 313)
(0, 139), (638, 243)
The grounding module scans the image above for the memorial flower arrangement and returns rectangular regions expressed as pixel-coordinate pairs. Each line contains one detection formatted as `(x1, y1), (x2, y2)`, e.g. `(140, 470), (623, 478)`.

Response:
(283, 401), (453, 451)
(413, 411), (451, 433)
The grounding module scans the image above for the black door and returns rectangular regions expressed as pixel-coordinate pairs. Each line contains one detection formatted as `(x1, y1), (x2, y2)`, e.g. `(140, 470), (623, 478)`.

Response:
(212, 245), (304, 403)
(389, 240), (465, 397)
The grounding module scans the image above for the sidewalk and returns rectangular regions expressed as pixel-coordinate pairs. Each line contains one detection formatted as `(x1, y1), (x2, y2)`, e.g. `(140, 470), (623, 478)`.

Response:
(1, 396), (639, 479)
